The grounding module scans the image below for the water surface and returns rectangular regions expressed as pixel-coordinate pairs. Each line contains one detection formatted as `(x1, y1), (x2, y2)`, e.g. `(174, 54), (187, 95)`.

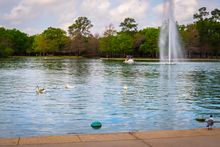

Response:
(0, 57), (220, 137)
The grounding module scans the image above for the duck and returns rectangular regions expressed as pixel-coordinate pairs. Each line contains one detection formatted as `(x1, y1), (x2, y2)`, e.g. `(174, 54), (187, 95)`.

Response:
(36, 86), (45, 94)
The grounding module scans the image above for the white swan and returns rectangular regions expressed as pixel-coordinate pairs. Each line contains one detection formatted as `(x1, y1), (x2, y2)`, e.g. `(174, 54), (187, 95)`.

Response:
(65, 84), (74, 89)
(124, 59), (134, 64)
(36, 86), (45, 94)
(123, 85), (128, 90)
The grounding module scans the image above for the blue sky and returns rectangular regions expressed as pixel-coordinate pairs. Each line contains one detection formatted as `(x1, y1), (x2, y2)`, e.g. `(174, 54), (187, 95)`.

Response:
(0, 0), (220, 35)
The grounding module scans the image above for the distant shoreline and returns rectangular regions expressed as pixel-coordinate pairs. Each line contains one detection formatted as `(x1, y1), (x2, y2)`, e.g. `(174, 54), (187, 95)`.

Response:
(1, 56), (220, 62)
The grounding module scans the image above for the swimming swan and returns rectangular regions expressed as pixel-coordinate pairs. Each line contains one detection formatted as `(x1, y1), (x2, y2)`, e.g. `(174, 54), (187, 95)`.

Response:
(123, 85), (128, 90)
(65, 84), (74, 89)
(124, 59), (134, 64)
(36, 86), (45, 94)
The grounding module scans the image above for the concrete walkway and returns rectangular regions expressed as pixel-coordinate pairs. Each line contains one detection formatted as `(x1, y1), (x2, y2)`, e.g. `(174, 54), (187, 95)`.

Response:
(1, 128), (220, 147)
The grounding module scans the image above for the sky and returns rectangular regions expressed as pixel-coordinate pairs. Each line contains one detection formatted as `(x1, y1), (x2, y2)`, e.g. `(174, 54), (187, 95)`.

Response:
(0, 0), (220, 36)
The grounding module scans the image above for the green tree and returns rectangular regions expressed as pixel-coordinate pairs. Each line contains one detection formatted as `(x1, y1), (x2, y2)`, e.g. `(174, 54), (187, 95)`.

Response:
(7, 29), (31, 55)
(179, 24), (199, 57)
(99, 24), (118, 57)
(210, 9), (220, 21)
(0, 27), (31, 57)
(67, 17), (93, 56)
(116, 33), (133, 56)
(104, 24), (117, 37)
(119, 17), (138, 33)
(193, 7), (220, 57)
(42, 27), (68, 53)
(68, 16), (93, 38)
(0, 27), (13, 57)
(32, 27), (68, 55)
(139, 28), (159, 57)
(193, 7), (209, 21)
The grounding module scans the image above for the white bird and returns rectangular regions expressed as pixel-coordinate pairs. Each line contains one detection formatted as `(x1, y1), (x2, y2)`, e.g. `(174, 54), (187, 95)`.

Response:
(36, 86), (45, 94)
(207, 115), (214, 130)
(123, 85), (128, 90)
(124, 59), (134, 64)
(65, 84), (74, 89)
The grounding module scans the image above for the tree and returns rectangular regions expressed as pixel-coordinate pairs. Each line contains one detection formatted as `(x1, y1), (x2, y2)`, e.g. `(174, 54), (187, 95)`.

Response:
(0, 27), (13, 57)
(86, 35), (99, 56)
(133, 33), (145, 56)
(104, 24), (117, 37)
(211, 9), (220, 21)
(67, 17), (93, 56)
(32, 34), (48, 55)
(116, 33), (133, 56)
(193, 7), (210, 57)
(193, 7), (209, 21)
(0, 27), (31, 57)
(179, 24), (200, 57)
(68, 16), (93, 38)
(119, 17), (138, 33)
(139, 28), (159, 57)
(7, 29), (31, 55)
(32, 27), (68, 55)
(193, 7), (220, 57)
(42, 27), (68, 53)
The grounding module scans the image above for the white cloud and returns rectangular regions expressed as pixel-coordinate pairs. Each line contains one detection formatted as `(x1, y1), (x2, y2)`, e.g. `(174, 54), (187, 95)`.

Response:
(175, 0), (198, 23)
(154, 0), (198, 24)
(110, 0), (149, 22)
(81, 0), (110, 13)
(4, 0), (55, 24)
(2, 0), (220, 35)
(5, 4), (34, 24)
(23, 27), (40, 35)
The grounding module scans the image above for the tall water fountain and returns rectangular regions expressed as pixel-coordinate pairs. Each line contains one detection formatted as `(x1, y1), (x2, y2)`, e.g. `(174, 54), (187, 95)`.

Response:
(159, 0), (183, 63)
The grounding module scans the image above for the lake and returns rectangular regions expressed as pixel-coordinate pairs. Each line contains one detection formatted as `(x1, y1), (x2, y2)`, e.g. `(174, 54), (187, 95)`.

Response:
(0, 57), (220, 137)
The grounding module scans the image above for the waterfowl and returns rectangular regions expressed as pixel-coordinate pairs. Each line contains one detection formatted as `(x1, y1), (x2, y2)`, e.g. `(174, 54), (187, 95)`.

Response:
(124, 59), (134, 64)
(123, 85), (128, 90)
(65, 84), (74, 89)
(36, 86), (45, 94)
(207, 115), (214, 130)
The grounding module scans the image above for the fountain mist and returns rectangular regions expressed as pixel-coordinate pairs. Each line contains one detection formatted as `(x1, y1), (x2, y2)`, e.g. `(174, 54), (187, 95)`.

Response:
(159, 0), (183, 63)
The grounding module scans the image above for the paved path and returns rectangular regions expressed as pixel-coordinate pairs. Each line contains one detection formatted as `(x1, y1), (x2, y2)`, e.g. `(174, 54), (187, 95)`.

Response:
(1, 128), (220, 147)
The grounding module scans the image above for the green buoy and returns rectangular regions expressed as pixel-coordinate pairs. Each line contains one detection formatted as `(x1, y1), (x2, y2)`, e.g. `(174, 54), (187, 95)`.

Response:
(91, 121), (102, 129)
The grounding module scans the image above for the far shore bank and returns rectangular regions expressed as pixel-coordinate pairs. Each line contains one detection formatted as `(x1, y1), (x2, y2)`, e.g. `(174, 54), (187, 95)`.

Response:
(1, 56), (220, 62)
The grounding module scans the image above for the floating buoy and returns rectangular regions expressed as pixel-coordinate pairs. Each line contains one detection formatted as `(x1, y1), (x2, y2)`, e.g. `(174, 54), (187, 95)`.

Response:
(195, 118), (206, 122)
(91, 121), (102, 129)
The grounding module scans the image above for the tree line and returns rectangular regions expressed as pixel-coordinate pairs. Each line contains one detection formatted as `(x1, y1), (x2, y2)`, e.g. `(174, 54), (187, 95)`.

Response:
(0, 7), (219, 58)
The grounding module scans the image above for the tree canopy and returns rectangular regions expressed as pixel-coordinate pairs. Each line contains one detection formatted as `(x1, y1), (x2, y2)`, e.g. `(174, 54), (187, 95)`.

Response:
(0, 8), (220, 58)
(68, 16), (93, 38)
(119, 17), (138, 33)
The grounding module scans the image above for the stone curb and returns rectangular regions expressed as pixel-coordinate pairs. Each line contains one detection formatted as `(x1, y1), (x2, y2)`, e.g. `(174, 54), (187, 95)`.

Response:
(0, 128), (219, 146)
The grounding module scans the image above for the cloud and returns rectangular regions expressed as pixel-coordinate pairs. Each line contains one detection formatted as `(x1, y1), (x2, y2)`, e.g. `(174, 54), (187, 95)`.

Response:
(4, 0), (57, 24)
(175, 0), (198, 23)
(154, 0), (198, 24)
(110, 0), (149, 22)
(5, 4), (34, 24)
(23, 27), (40, 35)
(81, 0), (110, 14)
(2, 0), (220, 35)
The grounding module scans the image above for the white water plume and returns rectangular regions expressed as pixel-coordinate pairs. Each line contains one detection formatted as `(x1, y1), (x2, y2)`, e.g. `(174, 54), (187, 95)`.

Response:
(159, 0), (183, 63)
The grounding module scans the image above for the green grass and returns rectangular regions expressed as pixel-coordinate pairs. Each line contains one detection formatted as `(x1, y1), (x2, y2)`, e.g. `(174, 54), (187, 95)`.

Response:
(12, 56), (84, 59)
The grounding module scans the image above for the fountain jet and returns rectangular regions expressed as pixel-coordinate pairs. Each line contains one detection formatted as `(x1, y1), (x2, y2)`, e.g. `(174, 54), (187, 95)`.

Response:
(159, 0), (183, 63)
